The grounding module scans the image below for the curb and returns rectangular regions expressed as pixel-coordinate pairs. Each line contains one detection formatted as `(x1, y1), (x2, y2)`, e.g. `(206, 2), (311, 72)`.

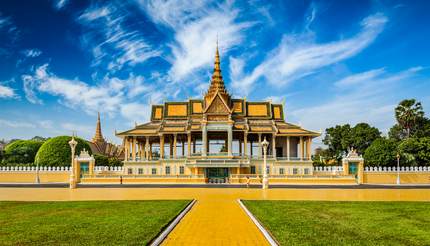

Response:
(237, 199), (278, 246)
(150, 199), (196, 246)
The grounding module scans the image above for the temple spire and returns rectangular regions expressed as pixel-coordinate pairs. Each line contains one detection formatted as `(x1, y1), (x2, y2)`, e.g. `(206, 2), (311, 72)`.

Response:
(204, 40), (231, 108)
(92, 112), (104, 142)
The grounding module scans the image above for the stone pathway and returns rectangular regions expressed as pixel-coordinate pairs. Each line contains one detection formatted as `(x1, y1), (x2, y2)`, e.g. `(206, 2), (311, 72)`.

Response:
(162, 195), (268, 245)
(1, 187), (429, 245)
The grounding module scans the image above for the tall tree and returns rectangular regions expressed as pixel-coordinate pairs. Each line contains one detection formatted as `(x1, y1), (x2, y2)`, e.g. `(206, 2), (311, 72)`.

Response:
(395, 99), (424, 138)
(364, 138), (398, 166)
(323, 123), (381, 162)
(350, 123), (381, 154)
(323, 124), (352, 161)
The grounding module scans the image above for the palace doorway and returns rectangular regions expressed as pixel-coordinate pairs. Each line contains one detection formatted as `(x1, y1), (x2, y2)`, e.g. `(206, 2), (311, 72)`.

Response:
(206, 168), (229, 184)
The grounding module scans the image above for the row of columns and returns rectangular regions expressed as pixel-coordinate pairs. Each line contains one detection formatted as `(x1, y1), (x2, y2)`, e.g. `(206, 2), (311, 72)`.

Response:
(124, 134), (312, 161)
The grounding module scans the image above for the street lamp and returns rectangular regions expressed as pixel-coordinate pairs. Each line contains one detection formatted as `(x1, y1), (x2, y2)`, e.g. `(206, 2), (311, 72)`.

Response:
(33, 153), (40, 183)
(396, 153), (400, 185)
(262, 137), (269, 189)
(68, 134), (78, 189)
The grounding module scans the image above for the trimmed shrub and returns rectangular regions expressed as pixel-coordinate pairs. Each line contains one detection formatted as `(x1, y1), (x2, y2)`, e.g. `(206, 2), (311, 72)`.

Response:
(2, 140), (44, 164)
(35, 136), (91, 167)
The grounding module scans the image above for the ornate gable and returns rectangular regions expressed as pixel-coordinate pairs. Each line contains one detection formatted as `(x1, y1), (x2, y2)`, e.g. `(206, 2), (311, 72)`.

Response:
(206, 94), (230, 114)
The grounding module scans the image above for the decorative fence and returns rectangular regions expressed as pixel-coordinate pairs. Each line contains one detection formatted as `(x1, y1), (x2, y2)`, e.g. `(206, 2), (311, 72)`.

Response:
(94, 166), (124, 172)
(0, 166), (71, 172)
(313, 166), (344, 172)
(365, 166), (430, 172)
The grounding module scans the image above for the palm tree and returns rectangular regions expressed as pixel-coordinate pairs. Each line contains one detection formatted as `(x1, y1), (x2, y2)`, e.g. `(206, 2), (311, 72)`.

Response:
(395, 99), (424, 138)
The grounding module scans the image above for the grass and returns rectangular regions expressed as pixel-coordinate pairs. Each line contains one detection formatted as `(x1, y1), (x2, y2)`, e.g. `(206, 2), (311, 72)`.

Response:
(243, 200), (430, 246)
(0, 200), (190, 246)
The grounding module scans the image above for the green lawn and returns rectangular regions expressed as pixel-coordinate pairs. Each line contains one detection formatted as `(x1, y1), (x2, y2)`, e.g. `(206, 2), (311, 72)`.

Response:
(0, 200), (190, 246)
(243, 200), (430, 246)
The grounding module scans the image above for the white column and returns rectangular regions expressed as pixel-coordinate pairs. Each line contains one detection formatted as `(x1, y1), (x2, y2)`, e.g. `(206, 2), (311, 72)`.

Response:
(202, 124), (207, 157)
(187, 133), (192, 157)
(132, 137), (136, 161)
(145, 136), (150, 160)
(227, 125), (232, 157)
(287, 136), (290, 161)
(173, 134), (177, 159)
(258, 133), (262, 158)
(300, 136), (304, 160)
(272, 134), (276, 158)
(243, 132), (248, 157)
(159, 134), (164, 160)
(124, 137), (129, 161)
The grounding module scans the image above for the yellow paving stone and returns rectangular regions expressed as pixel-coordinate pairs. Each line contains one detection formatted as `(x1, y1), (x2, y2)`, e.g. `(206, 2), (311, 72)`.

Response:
(0, 187), (429, 245)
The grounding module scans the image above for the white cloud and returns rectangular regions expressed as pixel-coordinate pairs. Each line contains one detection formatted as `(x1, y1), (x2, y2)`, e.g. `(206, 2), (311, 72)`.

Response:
(22, 49), (42, 58)
(0, 119), (36, 128)
(54, 0), (68, 10)
(61, 122), (93, 135)
(334, 68), (385, 87)
(21, 63), (166, 123)
(231, 13), (388, 96)
(120, 103), (152, 123)
(78, 3), (160, 71)
(0, 84), (17, 99)
(289, 67), (424, 139)
(141, 0), (252, 81)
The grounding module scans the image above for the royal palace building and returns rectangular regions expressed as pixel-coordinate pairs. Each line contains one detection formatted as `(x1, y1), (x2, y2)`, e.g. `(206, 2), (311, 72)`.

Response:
(116, 46), (320, 183)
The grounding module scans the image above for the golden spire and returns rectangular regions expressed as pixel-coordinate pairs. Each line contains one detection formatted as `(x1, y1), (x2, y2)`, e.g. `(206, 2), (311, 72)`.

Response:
(92, 112), (104, 143)
(204, 39), (231, 108)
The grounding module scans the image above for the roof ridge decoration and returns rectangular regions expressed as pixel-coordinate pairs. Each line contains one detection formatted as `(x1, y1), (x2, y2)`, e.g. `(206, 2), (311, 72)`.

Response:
(204, 41), (231, 112)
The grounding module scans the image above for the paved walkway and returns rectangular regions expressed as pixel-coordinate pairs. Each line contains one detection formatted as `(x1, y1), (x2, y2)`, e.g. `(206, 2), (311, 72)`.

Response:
(0, 187), (429, 245)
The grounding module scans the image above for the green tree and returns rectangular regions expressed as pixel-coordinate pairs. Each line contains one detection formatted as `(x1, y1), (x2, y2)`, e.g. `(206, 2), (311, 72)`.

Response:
(35, 136), (91, 167)
(323, 124), (352, 161)
(323, 123), (381, 162)
(364, 138), (397, 166)
(350, 123), (381, 154)
(395, 99), (424, 138)
(31, 136), (49, 142)
(108, 157), (123, 166)
(312, 147), (335, 166)
(2, 140), (44, 164)
(398, 137), (430, 166)
(94, 154), (109, 166)
(389, 117), (430, 141)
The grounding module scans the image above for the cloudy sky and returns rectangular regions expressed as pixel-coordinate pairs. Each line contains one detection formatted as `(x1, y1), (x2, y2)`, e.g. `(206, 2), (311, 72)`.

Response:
(0, 0), (429, 148)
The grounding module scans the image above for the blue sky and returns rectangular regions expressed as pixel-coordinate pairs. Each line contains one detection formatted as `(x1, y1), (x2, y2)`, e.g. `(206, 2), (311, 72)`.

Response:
(0, 0), (429, 148)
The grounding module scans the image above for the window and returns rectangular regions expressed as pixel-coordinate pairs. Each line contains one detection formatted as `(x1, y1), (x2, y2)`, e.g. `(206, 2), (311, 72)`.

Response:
(128, 168), (133, 175)
(266, 166), (270, 174)
(138, 168), (143, 174)
(279, 168), (285, 175)
(304, 168), (310, 175)
(250, 166), (256, 174)
(151, 168), (157, 175)
(179, 166), (185, 175)
(165, 166), (171, 175)
(293, 168), (298, 175)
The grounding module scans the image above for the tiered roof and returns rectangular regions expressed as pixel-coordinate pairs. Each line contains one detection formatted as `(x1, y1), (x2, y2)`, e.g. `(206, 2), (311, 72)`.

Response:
(116, 44), (320, 137)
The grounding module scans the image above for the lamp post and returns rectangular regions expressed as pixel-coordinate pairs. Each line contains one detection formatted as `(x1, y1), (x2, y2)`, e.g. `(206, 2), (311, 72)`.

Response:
(68, 134), (78, 189)
(396, 153), (400, 185)
(32, 153), (39, 184)
(262, 137), (269, 189)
